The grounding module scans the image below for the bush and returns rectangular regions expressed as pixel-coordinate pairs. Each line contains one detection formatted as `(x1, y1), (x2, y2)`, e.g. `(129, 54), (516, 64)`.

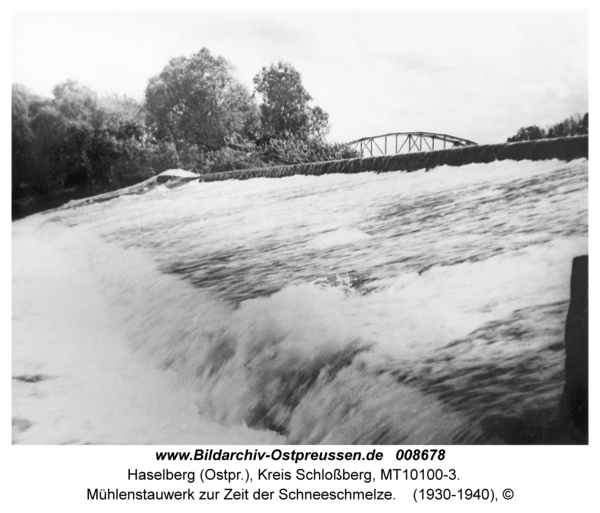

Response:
(508, 113), (588, 142)
(258, 137), (359, 166)
(201, 147), (266, 174)
(12, 81), (171, 197)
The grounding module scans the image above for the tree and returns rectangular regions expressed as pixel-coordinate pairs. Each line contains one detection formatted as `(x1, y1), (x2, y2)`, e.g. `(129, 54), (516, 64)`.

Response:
(507, 113), (588, 142)
(15, 80), (158, 193)
(144, 48), (259, 155)
(27, 80), (101, 188)
(507, 125), (545, 142)
(253, 61), (329, 141)
(547, 113), (588, 138)
(307, 106), (330, 140)
(12, 84), (37, 194)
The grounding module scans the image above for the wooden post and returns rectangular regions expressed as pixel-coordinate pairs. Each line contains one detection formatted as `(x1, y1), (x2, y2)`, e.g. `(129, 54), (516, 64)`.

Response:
(561, 255), (588, 441)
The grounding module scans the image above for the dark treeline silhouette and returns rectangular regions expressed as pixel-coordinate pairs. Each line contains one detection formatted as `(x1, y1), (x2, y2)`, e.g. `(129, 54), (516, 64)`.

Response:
(12, 49), (357, 218)
(507, 113), (588, 142)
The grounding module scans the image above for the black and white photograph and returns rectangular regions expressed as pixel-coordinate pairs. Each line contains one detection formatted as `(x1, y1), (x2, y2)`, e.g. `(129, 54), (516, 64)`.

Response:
(11, 7), (588, 448)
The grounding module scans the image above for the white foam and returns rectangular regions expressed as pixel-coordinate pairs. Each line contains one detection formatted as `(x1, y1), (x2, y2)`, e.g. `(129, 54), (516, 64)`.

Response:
(11, 220), (281, 444)
(12, 157), (588, 444)
(158, 168), (199, 178)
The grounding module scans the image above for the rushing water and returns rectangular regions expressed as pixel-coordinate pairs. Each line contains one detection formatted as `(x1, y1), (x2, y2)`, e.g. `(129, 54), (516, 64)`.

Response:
(13, 158), (588, 444)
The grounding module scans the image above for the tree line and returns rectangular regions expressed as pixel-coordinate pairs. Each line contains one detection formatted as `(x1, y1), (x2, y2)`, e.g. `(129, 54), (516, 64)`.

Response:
(12, 48), (357, 212)
(507, 113), (588, 142)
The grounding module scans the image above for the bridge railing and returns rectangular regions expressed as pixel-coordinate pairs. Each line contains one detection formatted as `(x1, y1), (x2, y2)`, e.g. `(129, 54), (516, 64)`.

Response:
(348, 132), (477, 157)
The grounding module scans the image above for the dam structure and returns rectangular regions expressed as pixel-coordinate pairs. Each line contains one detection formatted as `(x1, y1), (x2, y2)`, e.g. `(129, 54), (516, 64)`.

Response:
(196, 135), (587, 183)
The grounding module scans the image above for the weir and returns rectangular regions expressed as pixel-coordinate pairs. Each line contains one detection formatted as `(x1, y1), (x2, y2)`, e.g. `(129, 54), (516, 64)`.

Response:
(196, 136), (588, 183)
(14, 134), (588, 445)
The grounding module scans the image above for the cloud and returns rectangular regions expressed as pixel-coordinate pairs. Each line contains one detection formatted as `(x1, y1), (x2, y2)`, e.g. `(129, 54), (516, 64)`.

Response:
(13, 9), (587, 144)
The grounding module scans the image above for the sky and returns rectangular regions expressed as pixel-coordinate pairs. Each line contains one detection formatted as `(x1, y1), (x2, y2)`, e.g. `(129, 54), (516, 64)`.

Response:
(12, 9), (588, 145)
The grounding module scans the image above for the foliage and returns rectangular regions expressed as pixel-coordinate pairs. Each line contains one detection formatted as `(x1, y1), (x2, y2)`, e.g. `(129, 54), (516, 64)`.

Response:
(546, 113), (588, 138)
(253, 61), (330, 141)
(171, 141), (265, 174)
(507, 113), (588, 142)
(12, 80), (157, 197)
(12, 84), (37, 194)
(258, 137), (359, 166)
(200, 147), (266, 174)
(145, 48), (259, 153)
(12, 50), (354, 218)
(507, 125), (545, 142)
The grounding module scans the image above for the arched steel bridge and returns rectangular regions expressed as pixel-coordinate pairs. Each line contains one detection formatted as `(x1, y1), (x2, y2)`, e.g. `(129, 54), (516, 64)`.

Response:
(348, 132), (477, 157)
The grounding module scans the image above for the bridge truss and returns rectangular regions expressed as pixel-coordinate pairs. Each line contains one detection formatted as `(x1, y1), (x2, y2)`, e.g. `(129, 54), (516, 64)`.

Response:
(348, 132), (477, 157)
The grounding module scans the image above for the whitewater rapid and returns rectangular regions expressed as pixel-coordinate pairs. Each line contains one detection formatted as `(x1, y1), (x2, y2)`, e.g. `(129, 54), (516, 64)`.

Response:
(12, 158), (587, 444)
